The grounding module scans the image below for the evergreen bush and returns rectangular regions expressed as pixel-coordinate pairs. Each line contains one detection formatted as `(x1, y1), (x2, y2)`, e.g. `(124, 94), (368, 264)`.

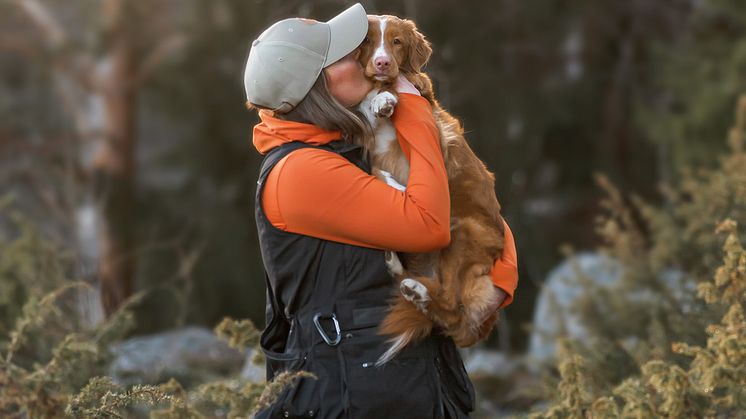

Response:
(530, 96), (746, 418)
(0, 209), (300, 418)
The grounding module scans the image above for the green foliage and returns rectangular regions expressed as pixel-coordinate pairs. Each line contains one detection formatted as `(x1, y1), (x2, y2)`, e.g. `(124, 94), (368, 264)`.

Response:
(214, 318), (260, 354)
(66, 377), (180, 419)
(1, 285), (109, 416)
(63, 351), (311, 419)
(534, 220), (745, 418)
(639, 0), (746, 172)
(0, 204), (109, 416)
(214, 317), (265, 370)
(0, 198), (73, 337)
(531, 96), (746, 417)
(0, 212), (301, 418)
(0, 275), (142, 417)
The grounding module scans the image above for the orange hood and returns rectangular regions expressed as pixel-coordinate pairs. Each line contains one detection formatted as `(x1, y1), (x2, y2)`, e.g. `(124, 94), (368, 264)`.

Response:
(252, 110), (342, 155)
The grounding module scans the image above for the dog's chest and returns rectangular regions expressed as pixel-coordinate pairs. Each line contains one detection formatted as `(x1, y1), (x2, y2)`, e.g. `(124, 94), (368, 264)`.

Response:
(373, 120), (396, 155)
(358, 91), (411, 184)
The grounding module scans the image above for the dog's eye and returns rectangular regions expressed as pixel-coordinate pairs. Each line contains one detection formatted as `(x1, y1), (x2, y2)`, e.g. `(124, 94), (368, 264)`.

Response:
(393, 38), (401, 45)
(363, 36), (370, 44)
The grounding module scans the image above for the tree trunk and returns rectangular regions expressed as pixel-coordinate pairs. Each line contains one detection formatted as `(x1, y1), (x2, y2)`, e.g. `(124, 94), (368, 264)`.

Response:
(12, 0), (187, 319)
(95, 2), (138, 317)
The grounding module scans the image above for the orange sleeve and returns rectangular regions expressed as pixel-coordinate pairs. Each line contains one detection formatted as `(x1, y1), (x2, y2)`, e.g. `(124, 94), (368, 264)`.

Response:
(490, 220), (518, 308)
(261, 93), (450, 252)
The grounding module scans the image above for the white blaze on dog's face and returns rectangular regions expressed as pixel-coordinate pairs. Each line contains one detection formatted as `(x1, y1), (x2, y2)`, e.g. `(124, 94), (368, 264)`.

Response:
(359, 15), (433, 83)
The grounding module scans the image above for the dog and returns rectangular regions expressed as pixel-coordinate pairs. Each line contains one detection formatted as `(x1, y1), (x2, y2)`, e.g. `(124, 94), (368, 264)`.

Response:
(356, 14), (506, 365)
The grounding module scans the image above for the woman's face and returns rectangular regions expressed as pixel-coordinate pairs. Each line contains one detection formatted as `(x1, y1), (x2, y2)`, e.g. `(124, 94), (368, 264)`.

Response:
(324, 48), (373, 108)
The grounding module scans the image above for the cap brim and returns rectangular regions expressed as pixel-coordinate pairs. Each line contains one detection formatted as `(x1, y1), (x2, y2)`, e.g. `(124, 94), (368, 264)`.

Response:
(323, 3), (368, 67)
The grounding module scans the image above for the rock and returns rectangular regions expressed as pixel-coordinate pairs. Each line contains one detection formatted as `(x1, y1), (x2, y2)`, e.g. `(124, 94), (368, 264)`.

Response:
(462, 347), (518, 378)
(108, 326), (244, 387)
(240, 347), (266, 383)
(527, 251), (693, 367)
(528, 252), (621, 365)
(462, 348), (544, 417)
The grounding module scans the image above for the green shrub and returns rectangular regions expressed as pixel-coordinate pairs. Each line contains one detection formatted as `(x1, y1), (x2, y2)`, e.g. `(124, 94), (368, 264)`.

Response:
(530, 96), (746, 417)
(0, 209), (300, 418)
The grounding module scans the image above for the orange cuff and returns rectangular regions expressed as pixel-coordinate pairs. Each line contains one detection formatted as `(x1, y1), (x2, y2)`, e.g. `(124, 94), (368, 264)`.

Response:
(490, 220), (518, 308)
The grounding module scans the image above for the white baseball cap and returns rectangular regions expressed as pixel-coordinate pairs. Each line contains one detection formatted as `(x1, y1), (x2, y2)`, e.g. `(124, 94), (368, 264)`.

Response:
(243, 3), (368, 113)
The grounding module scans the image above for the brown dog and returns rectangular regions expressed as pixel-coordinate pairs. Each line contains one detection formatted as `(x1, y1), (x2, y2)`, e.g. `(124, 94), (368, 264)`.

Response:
(356, 15), (506, 365)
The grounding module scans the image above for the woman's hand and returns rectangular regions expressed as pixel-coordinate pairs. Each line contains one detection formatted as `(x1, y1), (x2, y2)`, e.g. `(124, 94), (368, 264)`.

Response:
(395, 75), (420, 96)
(478, 219), (518, 325)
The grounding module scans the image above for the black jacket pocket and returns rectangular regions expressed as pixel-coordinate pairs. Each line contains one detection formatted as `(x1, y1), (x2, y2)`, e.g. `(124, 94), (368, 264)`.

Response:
(343, 333), (441, 419)
(255, 348), (320, 419)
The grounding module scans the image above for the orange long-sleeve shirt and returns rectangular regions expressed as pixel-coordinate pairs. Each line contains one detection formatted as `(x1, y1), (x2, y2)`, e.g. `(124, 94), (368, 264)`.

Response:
(253, 94), (518, 308)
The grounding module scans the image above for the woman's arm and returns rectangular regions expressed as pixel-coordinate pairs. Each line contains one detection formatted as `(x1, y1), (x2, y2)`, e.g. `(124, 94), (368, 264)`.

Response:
(489, 220), (518, 309)
(261, 93), (450, 252)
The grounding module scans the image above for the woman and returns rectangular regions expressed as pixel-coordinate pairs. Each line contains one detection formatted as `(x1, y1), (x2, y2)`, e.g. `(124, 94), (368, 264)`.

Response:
(244, 4), (518, 418)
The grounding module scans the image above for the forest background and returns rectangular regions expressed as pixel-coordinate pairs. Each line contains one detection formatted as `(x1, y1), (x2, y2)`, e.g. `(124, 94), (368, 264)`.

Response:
(1, 0), (744, 417)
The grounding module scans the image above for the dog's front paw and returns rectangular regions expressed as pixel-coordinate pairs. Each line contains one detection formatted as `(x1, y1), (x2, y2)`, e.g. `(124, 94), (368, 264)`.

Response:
(371, 91), (398, 118)
(401, 278), (430, 313)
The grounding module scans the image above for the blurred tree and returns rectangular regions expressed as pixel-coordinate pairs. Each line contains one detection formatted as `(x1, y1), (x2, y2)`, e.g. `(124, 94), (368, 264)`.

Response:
(639, 0), (746, 180)
(0, 0), (366, 335)
(2, 0), (188, 317)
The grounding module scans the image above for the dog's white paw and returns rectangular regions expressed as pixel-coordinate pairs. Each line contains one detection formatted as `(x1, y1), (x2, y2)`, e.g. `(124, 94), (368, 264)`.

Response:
(379, 170), (406, 192)
(401, 278), (429, 313)
(371, 91), (398, 118)
(385, 251), (404, 276)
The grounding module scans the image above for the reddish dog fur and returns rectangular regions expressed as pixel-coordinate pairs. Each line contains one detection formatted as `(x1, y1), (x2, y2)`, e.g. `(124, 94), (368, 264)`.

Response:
(357, 15), (506, 362)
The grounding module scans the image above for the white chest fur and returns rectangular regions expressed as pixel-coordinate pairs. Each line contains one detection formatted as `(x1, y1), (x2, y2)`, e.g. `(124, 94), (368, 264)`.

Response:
(359, 90), (401, 160)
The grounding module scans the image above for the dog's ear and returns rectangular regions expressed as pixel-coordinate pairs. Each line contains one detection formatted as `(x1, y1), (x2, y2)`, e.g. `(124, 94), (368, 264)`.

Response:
(402, 19), (432, 73)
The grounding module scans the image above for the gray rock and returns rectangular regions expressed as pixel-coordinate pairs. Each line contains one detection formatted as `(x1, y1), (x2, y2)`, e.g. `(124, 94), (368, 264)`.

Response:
(462, 348), (518, 378)
(528, 252), (622, 365)
(527, 251), (694, 367)
(462, 348), (542, 417)
(240, 347), (266, 383)
(109, 326), (244, 386)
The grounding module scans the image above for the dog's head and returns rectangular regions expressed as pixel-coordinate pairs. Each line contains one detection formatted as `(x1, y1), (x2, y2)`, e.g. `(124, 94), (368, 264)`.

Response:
(359, 15), (432, 84)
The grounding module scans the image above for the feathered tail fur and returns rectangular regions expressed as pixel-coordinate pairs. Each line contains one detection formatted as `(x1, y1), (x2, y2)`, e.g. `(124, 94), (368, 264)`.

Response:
(375, 293), (433, 366)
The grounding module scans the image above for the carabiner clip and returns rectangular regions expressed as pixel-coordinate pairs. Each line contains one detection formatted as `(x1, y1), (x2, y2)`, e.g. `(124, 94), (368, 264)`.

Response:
(313, 313), (341, 346)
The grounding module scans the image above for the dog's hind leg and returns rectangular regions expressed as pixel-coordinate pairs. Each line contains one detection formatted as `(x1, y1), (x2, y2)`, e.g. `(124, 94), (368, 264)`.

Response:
(400, 276), (459, 332)
(400, 278), (430, 313)
(450, 273), (500, 347)
(385, 251), (404, 276)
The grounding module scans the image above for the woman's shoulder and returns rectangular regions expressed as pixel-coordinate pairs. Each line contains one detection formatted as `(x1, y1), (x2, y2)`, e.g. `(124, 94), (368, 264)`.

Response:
(272, 146), (352, 176)
(262, 146), (350, 230)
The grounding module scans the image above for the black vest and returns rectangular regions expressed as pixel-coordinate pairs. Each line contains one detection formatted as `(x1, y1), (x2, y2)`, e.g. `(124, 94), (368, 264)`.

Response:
(254, 140), (475, 419)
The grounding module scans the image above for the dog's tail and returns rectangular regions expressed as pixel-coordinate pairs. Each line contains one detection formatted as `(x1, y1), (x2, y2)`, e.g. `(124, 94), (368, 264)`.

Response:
(375, 296), (433, 366)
